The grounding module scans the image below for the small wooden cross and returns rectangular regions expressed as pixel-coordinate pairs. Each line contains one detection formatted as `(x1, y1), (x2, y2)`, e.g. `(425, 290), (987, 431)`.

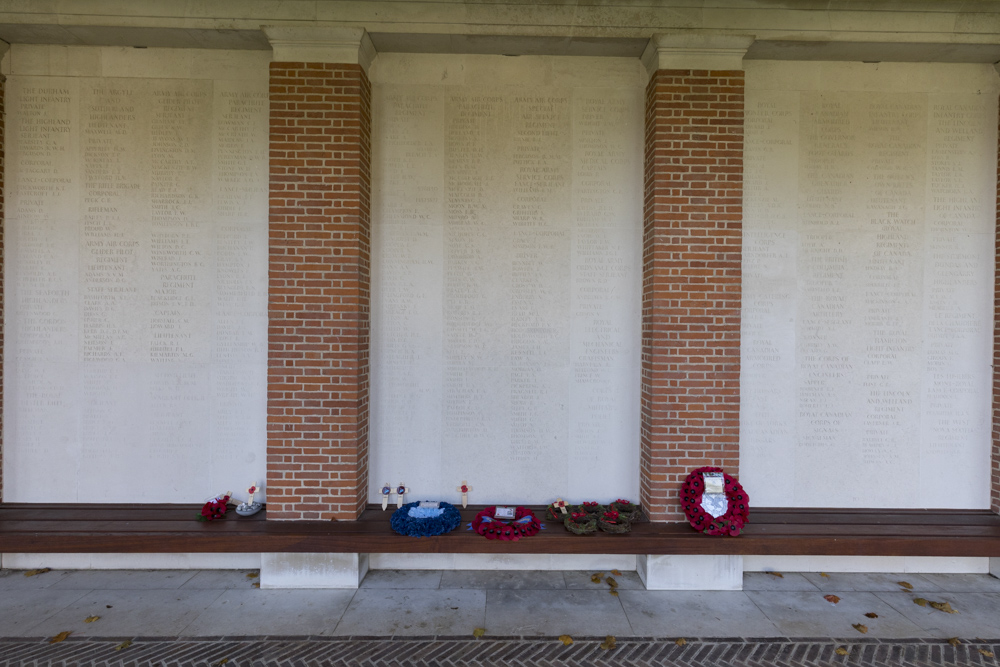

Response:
(395, 483), (410, 509)
(456, 481), (472, 508)
(380, 483), (392, 511)
(554, 498), (568, 514)
(246, 482), (258, 505)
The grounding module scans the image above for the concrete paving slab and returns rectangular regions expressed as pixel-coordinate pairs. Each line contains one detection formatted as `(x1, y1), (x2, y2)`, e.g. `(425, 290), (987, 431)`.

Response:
(0, 589), (90, 637)
(180, 569), (261, 589)
(485, 589), (631, 637)
(361, 569), (443, 589)
(48, 569), (198, 590)
(744, 572), (820, 591)
(800, 572), (942, 592)
(747, 590), (927, 638)
(875, 591), (1000, 638)
(564, 570), (644, 590)
(333, 588), (485, 636)
(619, 590), (782, 637)
(440, 569), (566, 590)
(917, 573), (1000, 593)
(0, 569), (74, 590)
(24, 589), (224, 637)
(183, 588), (355, 636)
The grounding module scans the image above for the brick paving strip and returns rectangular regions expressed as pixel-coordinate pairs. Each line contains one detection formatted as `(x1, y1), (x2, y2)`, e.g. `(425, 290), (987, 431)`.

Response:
(2, 636), (1000, 666)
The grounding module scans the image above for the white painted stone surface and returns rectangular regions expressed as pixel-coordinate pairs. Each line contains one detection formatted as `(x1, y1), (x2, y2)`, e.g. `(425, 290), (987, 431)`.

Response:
(370, 553), (636, 571)
(741, 61), (999, 509)
(261, 553), (370, 589)
(3, 45), (269, 503)
(638, 555), (744, 591)
(745, 555), (990, 574)
(1, 552), (262, 569)
(369, 54), (643, 506)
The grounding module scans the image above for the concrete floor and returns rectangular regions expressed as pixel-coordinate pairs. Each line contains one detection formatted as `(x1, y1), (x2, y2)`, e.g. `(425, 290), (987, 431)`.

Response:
(3, 568), (1000, 640)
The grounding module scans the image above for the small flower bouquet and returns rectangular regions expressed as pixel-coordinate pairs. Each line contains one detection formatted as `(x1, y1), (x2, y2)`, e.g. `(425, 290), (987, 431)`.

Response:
(564, 510), (597, 535)
(198, 492), (231, 522)
(597, 510), (630, 534)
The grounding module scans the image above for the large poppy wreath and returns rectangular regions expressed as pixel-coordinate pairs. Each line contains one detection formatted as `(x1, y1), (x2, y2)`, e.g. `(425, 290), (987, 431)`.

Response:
(680, 467), (750, 537)
(390, 501), (462, 537)
(471, 506), (541, 541)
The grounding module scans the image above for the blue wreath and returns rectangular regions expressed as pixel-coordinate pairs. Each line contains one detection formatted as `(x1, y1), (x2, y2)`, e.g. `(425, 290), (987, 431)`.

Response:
(390, 501), (462, 537)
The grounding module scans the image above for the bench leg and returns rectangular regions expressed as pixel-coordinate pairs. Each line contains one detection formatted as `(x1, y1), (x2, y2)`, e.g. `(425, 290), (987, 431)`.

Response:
(260, 553), (370, 589)
(637, 555), (743, 590)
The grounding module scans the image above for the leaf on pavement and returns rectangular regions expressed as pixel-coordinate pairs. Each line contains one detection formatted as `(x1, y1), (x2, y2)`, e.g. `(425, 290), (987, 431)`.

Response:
(600, 635), (616, 650)
(611, 570), (622, 576)
(852, 624), (868, 634)
(675, 638), (687, 646)
(606, 577), (618, 589)
(835, 647), (849, 656)
(558, 635), (573, 646)
(473, 628), (486, 639)
(766, 571), (784, 578)
(948, 637), (961, 647)
(590, 573), (604, 584)
(819, 573), (830, 578)
(980, 649), (994, 657)
(115, 640), (132, 651)
(84, 616), (100, 623)
(864, 613), (878, 619)
(25, 568), (51, 577)
(897, 581), (913, 590)
(49, 631), (71, 644)
(824, 594), (840, 604)
(609, 590), (619, 597)
(914, 597), (928, 607)
(246, 572), (259, 579)
(930, 601), (958, 614)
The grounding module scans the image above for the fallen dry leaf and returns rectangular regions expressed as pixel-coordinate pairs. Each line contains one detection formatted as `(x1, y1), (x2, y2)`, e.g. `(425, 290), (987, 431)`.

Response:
(609, 590), (619, 597)
(473, 628), (486, 639)
(600, 635), (617, 650)
(25, 568), (51, 577)
(215, 659), (229, 666)
(930, 601), (958, 614)
(607, 577), (618, 589)
(835, 647), (849, 656)
(766, 571), (784, 578)
(852, 623), (868, 634)
(948, 637), (961, 647)
(84, 616), (100, 624)
(246, 572), (259, 579)
(914, 597), (928, 607)
(820, 572), (830, 579)
(590, 573), (604, 584)
(864, 613), (878, 619)
(675, 638), (687, 646)
(898, 581), (913, 590)
(115, 640), (132, 651)
(611, 569), (622, 576)
(49, 631), (71, 644)
(251, 583), (260, 589)
(558, 635), (573, 646)
(980, 649), (994, 657)
(824, 594), (841, 604)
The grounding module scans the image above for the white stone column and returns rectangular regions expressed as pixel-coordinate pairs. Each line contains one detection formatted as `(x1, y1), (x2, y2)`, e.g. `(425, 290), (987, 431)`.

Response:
(638, 554), (744, 591)
(261, 553), (370, 589)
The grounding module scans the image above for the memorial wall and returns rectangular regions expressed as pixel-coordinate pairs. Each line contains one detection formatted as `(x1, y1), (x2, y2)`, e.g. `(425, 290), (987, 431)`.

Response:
(369, 55), (644, 504)
(741, 62), (999, 509)
(3, 46), (269, 502)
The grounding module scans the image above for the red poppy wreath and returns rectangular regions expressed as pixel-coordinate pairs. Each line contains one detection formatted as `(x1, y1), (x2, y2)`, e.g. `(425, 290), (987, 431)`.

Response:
(471, 506), (541, 541)
(680, 467), (750, 537)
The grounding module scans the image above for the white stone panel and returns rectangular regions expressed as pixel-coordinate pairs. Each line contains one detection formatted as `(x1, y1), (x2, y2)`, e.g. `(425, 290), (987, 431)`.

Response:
(741, 62), (999, 509)
(370, 54), (643, 506)
(638, 555), (744, 591)
(370, 553), (637, 571)
(1, 552), (262, 570)
(3, 46), (268, 503)
(744, 555), (989, 574)
(261, 553), (369, 589)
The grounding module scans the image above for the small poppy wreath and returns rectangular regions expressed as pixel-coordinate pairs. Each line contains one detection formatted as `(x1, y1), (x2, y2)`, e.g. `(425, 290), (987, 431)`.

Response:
(198, 494), (230, 522)
(680, 467), (750, 537)
(472, 506), (541, 541)
(564, 510), (597, 535)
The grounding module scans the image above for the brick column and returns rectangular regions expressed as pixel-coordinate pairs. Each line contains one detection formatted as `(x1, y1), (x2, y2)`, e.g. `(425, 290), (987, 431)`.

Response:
(639, 35), (752, 522)
(264, 27), (375, 521)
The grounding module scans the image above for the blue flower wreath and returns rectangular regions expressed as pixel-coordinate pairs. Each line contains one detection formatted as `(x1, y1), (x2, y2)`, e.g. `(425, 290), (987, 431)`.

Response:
(390, 501), (462, 537)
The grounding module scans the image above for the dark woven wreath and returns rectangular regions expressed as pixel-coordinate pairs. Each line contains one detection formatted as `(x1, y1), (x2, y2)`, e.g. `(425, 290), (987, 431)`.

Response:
(597, 510), (631, 534)
(564, 511), (597, 535)
(609, 499), (642, 523)
(472, 506), (541, 541)
(390, 501), (462, 537)
(680, 467), (750, 537)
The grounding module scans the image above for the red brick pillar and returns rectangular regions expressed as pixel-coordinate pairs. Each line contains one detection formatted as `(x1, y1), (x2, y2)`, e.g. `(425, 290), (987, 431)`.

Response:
(263, 28), (375, 521)
(640, 35), (752, 522)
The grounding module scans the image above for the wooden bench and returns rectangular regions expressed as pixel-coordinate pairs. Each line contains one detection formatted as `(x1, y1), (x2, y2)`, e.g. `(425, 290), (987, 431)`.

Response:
(3, 504), (1000, 558)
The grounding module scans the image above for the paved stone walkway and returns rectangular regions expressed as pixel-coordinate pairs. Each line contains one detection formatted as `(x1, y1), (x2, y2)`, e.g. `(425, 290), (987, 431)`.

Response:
(2, 636), (999, 666)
